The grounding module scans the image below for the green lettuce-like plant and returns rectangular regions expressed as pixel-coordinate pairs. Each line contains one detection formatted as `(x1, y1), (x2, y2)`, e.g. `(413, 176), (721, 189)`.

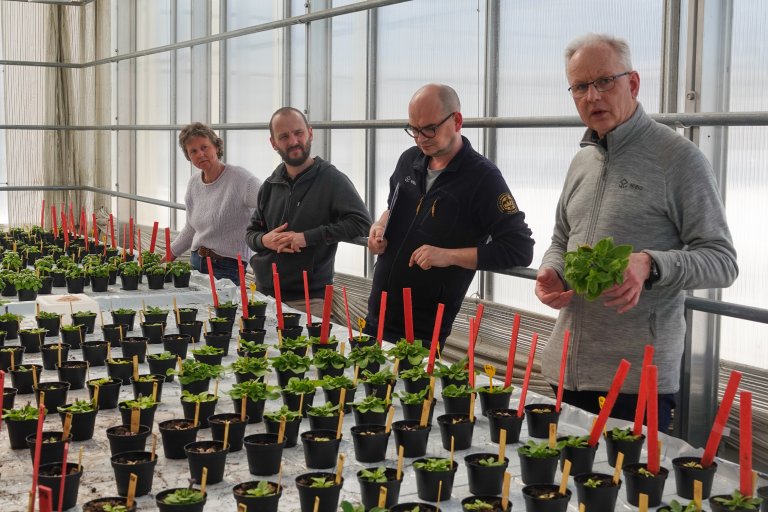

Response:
(308, 476), (335, 489)
(168, 260), (192, 277)
(283, 377), (318, 395)
(143, 264), (166, 276)
(399, 365), (429, 382)
(413, 457), (452, 472)
(228, 380), (281, 401)
(347, 344), (387, 369)
(191, 345), (224, 356)
(556, 435), (590, 450)
(180, 390), (217, 403)
(477, 384), (514, 394)
(166, 359), (223, 384)
(36, 311), (61, 319)
(118, 261), (141, 277)
(564, 236), (633, 300)
(140, 251), (163, 267)
(3, 403), (45, 421)
(148, 351), (176, 360)
(307, 402), (340, 417)
(238, 339), (268, 356)
(387, 338), (429, 365)
(712, 490), (763, 511)
(58, 399), (96, 414)
(244, 480), (278, 498)
(230, 356), (270, 377)
(361, 368), (396, 386)
(442, 384), (475, 398)
(160, 488), (205, 505)
(433, 357), (469, 381)
(518, 440), (560, 458)
(608, 426), (641, 441)
(340, 503), (387, 512)
(320, 375), (355, 391)
(352, 395), (389, 414)
(264, 405), (302, 423)
(144, 305), (168, 315)
(397, 388), (429, 405)
(312, 349), (349, 370)
(270, 352), (311, 374)
(477, 456), (506, 467)
(464, 499), (495, 511)
(358, 466), (388, 483)
(11, 269), (43, 291)
(280, 335), (311, 351)
(662, 499), (700, 512)
(120, 396), (157, 409)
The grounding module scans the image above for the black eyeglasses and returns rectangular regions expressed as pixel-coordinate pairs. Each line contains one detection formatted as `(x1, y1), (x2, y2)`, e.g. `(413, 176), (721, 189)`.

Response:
(404, 112), (455, 139)
(568, 71), (632, 98)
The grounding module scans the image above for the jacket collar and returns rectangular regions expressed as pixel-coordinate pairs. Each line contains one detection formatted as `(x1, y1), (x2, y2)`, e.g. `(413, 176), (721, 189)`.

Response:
(579, 102), (649, 153)
(266, 156), (324, 184)
(410, 136), (472, 175)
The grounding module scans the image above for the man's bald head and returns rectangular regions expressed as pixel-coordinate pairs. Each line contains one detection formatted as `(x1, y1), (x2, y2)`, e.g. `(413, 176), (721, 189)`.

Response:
(409, 84), (461, 117)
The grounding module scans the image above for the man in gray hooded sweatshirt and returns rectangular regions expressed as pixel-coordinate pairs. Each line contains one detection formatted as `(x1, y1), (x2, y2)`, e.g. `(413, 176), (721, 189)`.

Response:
(536, 34), (738, 432)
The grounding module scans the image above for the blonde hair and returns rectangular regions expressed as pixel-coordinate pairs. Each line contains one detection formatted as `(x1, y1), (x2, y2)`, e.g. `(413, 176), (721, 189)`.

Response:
(178, 122), (224, 161)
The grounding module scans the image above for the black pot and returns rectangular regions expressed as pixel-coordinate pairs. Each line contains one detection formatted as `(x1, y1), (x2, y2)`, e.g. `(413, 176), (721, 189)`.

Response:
(158, 418), (199, 459)
(178, 321), (203, 344)
(308, 412), (341, 431)
(242, 315), (266, 330)
(522, 484), (572, 512)
(306, 322), (322, 337)
(323, 386), (356, 413)
(442, 393), (472, 415)
(487, 408), (524, 443)
(41, 343), (70, 370)
(350, 424), (390, 463)
(622, 463), (669, 507)
(437, 413), (475, 450)
(477, 387), (513, 415)
(38, 462), (83, 510)
(173, 272), (191, 288)
(18, 330), (46, 354)
(604, 431), (645, 467)
(176, 308), (198, 324)
(349, 335), (377, 349)
(17, 288), (38, 302)
(140, 322), (166, 344)
(82, 341), (109, 367)
(184, 440), (229, 484)
(558, 437), (598, 475)
(120, 273), (139, 290)
(392, 420), (431, 458)
(147, 355), (178, 382)
(26, 430), (73, 466)
(244, 433), (285, 475)
(51, 271), (66, 287)
(87, 378), (122, 409)
(232, 481), (282, 512)
(573, 472), (622, 512)
(280, 325), (303, 339)
(90, 275), (109, 292)
(215, 305), (238, 320)
(36, 315), (62, 337)
(465, 452), (509, 496)
(264, 416), (302, 448)
(156, 488), (206, 512)
(110, 311), (136, 331)
(35, 380), (71, 412)
(72, 313), (97, 334)
(204, 332), (231, 356)
(38, 276), (53, 295)
(209, 413), (248, 452)
(57, 407), (97, 441)
(66, 276), (85, 293)
(0, 318), (20, 340)
(6, 416), (39, 449)
(192, 350), (224, 366)
(180, 378), (210, 395)
(757, 486), (768, 512)
(279, 344), (310, 358)
(672, 456), (717, 499)
(525, 403), (561, 438)
(519, 448), (560, 485)
(131, 373), (165, 402)
(118, 401), (157, 431)
(180, 395), (218, 428)
(402, 375), (430, 394)
(295, 472), (343, 512)
(106, 424), (151, 456)
(208, 319), (234, 336)
(239, 328), (266, 344)
(146, 273), (165, 289)
(353, 404), (390, 427)
(106, 358), (134, 385)
(224, 396), (262, 424)
(413, 458), (458, 502)
(358, 467), (402, 510)
(363, 380), (396, 399)
(0, 346), (24, 370)
(3, 386), (18, 410)
(391, 505), (440, 512)
(282, 312), (301, 328)
(234, 369), (266, 384)
(56, 360), (88, 390)
(282, 390), (316, 417)
(120, 336), (148, 363)
(301, 429), (342, 469)
(102, 323), (128, 346)
(276, 368), (306, 387)
(248, 301), (268, 316)
(316, 364), (345, 380)
(60, 325), (87, 349)
(110, 451), (157, 496)
(10, 364), (42, 394)
(81, 497), (137, 512)
(162, 333), (191, 359)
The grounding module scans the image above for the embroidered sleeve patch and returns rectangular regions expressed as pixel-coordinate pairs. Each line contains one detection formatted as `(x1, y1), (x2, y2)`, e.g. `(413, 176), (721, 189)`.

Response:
(497, 192), (518, 213)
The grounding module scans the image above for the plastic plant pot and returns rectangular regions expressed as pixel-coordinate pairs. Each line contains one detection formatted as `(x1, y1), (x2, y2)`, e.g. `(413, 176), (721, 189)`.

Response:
(243, 433), (285, 476)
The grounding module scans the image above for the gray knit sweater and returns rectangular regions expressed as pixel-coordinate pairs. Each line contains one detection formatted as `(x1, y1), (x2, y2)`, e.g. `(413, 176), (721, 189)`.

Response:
(540, 104), (738, 394)
(171, 164), (262, 261)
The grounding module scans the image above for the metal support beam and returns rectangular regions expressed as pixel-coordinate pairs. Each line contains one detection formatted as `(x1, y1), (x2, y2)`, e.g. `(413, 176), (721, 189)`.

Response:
(660, 0), (681, 113)
(114, 0), (137, 231)
(306, 0), (332, 160)
(364, 6), (378, 279)
(169, 0), (178, 230)
(191, 0), (211, 123)
(282, 0), (292, 106)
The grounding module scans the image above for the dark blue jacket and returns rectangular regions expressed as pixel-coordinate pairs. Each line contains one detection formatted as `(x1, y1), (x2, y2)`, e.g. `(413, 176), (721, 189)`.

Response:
(365, 137), (534, 344)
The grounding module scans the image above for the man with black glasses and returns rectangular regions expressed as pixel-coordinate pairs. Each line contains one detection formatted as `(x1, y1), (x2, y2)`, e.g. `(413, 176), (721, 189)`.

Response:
(535, 34), (738, 431)
(365, 83), (534, 348)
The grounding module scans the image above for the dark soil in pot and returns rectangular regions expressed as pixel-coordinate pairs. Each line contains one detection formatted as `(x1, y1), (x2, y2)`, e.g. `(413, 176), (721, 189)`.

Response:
(295, 471), (343, 512)
(672, 456), (717, 499)
(105, 424), (150, 456)
(413, 458), (458, 502)
(38, 461), (83, 510)
(184, 440), (229, 484)
(81, 496), (137, 512)
(110, 451), (157, 496)
(209, 412), (248, 452)
(358, 466), (402, 510)
(465, 452), (509, 496)
(390, 504), (441, 512)
(56, 360), (88, 390)
(26, 430), (72, 465)
(522, 484), (571, 512)
(437, 413), (475, 450)
(41, 343), (70, 370)
(622, 463), (669, 507)
(487, 408), (524, 443)
(158, 418), (199, 459)
(525, 403), (561, 438)
(243, 433), (285, 475)
(350, 424), (390, 463)
(392, 419), (431, 458)
(573, 472), (622, 512)
(232, 480), (282, 512)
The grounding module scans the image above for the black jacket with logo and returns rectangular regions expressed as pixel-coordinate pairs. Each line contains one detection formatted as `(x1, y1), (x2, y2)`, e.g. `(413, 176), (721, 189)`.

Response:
(246, 157), (371, 301)
(365, 137), (534, 344)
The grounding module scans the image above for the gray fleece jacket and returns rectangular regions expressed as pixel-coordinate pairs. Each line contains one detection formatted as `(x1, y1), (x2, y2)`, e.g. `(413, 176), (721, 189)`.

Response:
(540, 103), (738, 394)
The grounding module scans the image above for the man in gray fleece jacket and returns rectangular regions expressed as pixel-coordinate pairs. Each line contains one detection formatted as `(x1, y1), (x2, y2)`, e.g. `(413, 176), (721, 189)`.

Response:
(536, 34), (738, 431)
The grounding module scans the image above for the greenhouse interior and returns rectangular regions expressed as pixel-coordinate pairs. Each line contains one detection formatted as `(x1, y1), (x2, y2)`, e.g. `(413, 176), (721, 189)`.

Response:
(1, 0), (767, 511)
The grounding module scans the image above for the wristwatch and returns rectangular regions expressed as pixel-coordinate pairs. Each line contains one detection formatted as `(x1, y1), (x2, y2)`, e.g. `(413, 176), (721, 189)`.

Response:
(644, 257), (660, 290)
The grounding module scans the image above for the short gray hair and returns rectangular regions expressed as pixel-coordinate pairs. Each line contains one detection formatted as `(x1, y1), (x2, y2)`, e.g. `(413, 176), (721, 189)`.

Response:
(564, 33), (633, 70)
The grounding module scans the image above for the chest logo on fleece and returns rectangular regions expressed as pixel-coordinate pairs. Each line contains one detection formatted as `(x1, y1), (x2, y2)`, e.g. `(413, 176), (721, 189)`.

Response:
(497, 192), (518, 213)
(618, 178), (644, 191)
(404, 176), (417, 186)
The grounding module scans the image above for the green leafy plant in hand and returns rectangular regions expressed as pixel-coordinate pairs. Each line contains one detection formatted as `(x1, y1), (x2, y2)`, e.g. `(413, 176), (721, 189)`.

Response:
(712, 490), (763, 510)
(413, 457), (453, 472)
(564, 236), (633, 300)
(518, 440), (560, 458)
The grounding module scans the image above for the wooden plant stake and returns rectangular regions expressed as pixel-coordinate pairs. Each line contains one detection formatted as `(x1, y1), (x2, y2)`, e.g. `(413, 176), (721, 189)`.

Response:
(152, 381), (158, 402)
(419, 399), (431, 427)
(396, 445), (404, 480)
(150, 433), (157, 461)
(313, 496), (320, 512)
(378, 486), (388, 508)
(613, 452), (624, 485)
(352, 366), (360, 386)
(559, 459), (571, 495)
(384, 383), (392, 405)
(639, 493), (649, 512)
(92, 385), (100, 408)
(130, 407), (140, 433)
(336, 411), (344, 440)
(62, 413), (73, 440)
(468, 392), (475, 422)
(579, 504), (586, 512)
(436, 480), (443, 508)
(501, 472), (511, 510)
(548, 423), (557, 449)
(213, 378), (219, 397)
(277, 418), (286, 444)
(428, 376), (436, 402)
(299, 393), (305, 416)
(450, 435), (455, 468)
(238, 504), (247, 512)
(339, 388), (347, 410)
(385, 406), (395, 434)
(223, 420), (230, 450)
(694, 480), (703, 511)
(240, 397), (247, 422)
(335, 453), (345, 484)
(498, 429), (507, 463)
(126, 474), (138, 509)
(194, 402), (200, 428)
(200, 467), (208, 495)
(106, 342), (111, 361)
(132, 355), (139, 381)
(57, 343), (62, 368)
(277, 463), (283, 491)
